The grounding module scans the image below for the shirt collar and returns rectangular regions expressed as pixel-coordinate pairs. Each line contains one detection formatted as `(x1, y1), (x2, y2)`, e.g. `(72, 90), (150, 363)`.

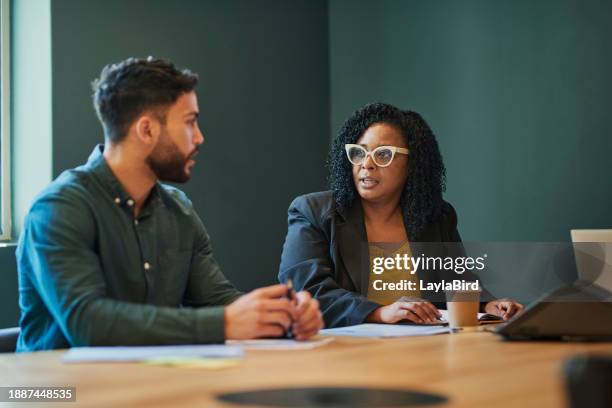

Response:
(86, 144), (164, 214)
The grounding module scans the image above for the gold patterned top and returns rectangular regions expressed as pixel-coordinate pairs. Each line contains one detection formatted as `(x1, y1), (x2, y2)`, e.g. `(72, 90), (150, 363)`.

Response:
(367, 241), (421, 305)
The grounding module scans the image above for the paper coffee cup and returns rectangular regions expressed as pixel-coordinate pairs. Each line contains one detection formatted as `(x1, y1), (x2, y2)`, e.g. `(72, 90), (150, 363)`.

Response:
(446, 290), (480, 328)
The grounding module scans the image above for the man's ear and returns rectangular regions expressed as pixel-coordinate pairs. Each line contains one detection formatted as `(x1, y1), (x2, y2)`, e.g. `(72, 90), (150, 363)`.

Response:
(134, 114), (162, 147)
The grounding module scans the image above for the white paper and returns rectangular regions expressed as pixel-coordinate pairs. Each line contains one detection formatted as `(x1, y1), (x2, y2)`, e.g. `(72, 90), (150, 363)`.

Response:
(319, 324), (450, 338)
(440, 310), (489, 323)
(226, 337), (334, 350)
(63, 344), (244, 363)
(409, 310), (490, 325)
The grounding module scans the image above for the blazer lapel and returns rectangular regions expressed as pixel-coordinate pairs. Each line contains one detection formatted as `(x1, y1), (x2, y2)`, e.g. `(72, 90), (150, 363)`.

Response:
(337, 201), (370, 296)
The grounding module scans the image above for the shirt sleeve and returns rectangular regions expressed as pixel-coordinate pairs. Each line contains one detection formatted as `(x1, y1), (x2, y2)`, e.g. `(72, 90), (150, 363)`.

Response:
(278, 196), (380, 328)
(20, 191), (228, 346)
(182, 212), (243, 308)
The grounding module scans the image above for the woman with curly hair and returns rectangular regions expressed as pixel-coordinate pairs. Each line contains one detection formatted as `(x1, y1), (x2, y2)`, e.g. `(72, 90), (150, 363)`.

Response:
(278, 102), (522, 328)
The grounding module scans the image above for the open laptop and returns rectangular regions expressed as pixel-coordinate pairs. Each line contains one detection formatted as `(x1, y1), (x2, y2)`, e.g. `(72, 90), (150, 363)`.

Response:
(571, 229), (612, 293)
(496, 229), (612, 341)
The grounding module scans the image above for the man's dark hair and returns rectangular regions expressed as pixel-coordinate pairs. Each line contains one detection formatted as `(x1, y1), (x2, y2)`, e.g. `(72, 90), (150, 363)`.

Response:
(92, 57), (199, 142)
(328, 102), (446, 240)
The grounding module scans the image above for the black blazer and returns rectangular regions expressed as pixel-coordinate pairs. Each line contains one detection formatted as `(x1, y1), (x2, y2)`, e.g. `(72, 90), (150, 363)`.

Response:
(278, 191), (490, 328)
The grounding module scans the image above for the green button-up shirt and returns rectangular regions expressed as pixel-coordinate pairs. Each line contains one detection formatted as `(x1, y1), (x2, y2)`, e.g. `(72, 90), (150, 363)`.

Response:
(16, 145), (242, 352)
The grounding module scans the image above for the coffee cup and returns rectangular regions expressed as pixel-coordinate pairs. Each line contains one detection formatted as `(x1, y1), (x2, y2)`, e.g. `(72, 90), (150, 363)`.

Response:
(446, 290), (480, 328)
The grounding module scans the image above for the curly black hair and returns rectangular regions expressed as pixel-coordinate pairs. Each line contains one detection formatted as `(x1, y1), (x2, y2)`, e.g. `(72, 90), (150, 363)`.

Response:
(328, 102), (446, 240)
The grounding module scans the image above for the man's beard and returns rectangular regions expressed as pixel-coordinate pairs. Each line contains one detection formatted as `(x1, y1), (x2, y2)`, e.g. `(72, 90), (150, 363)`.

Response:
(146, 132), (196, 183)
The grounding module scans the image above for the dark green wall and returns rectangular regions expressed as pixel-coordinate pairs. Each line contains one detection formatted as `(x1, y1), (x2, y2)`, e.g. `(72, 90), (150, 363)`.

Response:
(5, 0), (611, 327)
(0, 246), (18, 327)
(50, 0), (330, 290)
(330, 0), (612, 241)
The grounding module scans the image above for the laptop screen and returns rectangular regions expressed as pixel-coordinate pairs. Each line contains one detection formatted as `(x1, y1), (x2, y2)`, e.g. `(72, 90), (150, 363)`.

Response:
(571, 229), (612, 292)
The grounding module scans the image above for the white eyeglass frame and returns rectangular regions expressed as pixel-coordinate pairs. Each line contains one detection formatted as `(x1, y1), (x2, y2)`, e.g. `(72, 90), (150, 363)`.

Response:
(344, 144), (410, 167)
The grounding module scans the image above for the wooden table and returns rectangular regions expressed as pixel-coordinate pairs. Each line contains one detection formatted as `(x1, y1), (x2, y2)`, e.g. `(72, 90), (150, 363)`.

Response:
(1, 330), (612, 407)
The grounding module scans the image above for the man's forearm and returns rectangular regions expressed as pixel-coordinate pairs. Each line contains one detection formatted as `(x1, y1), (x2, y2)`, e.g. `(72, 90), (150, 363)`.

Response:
(63, 298), (226, 346)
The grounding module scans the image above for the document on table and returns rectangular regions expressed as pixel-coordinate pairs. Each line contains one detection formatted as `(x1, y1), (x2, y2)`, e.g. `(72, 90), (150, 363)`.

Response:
(438, 310), (488, 321)
(319, 324), (450, 338)
(226, 337), (334, 350)
(63, 344), (244, 363)
(438, 310), (496, 324)
(406, 310), (491, 326)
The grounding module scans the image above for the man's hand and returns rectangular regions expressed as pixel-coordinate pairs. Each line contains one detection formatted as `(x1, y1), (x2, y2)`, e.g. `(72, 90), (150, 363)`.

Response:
(367, 297), (441, 324)
(225, 284), (296, 340)
(291, 291), (324, 340)
(485, 298), (524, 320)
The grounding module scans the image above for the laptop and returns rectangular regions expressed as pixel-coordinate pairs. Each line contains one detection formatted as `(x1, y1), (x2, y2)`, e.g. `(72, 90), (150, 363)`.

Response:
(496, 229), (612, 341)
(571, 229), (612, 293)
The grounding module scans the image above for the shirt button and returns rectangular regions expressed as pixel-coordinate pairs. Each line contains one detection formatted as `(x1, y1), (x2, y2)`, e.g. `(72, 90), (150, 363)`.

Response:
(127, 199), (134, 207)
(114, 197), (120, 204)
(144, 262), (151, 270)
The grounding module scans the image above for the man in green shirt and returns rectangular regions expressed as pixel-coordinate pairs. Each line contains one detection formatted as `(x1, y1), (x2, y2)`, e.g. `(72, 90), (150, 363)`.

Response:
(16, 57), (323, 352)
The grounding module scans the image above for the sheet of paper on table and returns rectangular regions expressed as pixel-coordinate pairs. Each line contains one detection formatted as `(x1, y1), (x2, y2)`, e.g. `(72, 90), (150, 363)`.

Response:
(414, 310), (491, 325)
(438, 310), (491, 324)
(63, 344), (244, 363)
(319, 324), (450, 338)
(226, 337), (334, 350)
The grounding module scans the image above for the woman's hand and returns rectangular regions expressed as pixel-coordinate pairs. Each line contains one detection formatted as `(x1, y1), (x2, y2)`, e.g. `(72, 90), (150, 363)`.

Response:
(367, 297), (441, 324)
(485, 298), (524, 320)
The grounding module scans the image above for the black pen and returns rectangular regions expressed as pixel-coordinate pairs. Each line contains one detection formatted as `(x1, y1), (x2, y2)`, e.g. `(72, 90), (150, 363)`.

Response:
(285, 279), (296, 338)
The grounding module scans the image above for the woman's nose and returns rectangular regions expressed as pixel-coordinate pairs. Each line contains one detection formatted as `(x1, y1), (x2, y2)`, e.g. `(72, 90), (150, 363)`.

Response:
(361, 154), (376, 169)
